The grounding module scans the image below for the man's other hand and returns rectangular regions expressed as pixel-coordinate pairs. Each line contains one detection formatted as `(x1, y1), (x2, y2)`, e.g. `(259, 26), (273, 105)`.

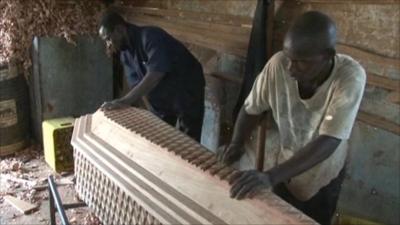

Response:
(101, 99), (127, 111)
(217, 143), (245, 165)
(229, 170), (272, 200)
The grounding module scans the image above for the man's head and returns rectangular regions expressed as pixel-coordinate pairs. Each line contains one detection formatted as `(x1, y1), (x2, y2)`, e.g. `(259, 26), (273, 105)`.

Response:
(283, 11), (337, 83)
(99, 11), (129, 51)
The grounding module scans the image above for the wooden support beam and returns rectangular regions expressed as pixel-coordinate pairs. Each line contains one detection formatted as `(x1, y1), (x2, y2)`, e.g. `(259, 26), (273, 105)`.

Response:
(257, 0), (276, 172)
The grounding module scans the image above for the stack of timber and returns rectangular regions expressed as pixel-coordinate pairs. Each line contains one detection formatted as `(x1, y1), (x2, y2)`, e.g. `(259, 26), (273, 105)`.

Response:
(71, 107), (316, 225)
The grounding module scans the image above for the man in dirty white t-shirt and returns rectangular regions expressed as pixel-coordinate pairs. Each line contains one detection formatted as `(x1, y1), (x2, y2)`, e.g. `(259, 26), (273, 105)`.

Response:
(218, 11), (366, 225)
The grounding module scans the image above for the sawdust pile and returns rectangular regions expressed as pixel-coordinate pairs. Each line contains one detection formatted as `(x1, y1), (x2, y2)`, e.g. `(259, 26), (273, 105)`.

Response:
(0, 0), (105, 69)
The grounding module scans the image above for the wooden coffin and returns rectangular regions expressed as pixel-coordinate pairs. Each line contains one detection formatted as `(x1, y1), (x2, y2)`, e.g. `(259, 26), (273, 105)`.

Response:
(71, 107), (316, 225)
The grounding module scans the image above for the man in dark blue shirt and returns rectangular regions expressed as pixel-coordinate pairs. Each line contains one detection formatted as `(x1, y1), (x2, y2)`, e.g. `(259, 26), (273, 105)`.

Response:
(99, 11), (205, 141)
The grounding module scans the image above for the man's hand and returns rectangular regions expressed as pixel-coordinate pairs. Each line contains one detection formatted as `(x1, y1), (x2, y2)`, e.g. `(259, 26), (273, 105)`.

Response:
(229, 170), (272, 200)
(217, 143), (245, 165)
(101, 99), (128, 111)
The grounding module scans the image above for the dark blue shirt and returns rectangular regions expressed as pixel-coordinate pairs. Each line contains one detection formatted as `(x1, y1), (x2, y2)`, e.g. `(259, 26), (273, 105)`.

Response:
(120, 24), (205, 116)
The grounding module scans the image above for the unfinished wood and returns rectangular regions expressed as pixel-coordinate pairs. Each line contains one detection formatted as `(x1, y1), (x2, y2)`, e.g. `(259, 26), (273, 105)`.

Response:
(387, 91), (400, 104)
(337, 44), (400, 71)
(4, 195), (38, 214)
(357, 111), (400, 135)
(133, 12), (251, 36)
(272, 36), (400, 73)
(129, 15), (248, 56)
(71, 108), (316, 225)
(119, 6), (251, 56)
(119, 6), (253, 27)
(367, 73), (400, 92)
(130, 14), (249, 44)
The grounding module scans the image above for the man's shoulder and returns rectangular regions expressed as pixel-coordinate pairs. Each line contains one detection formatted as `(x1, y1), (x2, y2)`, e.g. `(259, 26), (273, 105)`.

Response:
(261, 51), (288, 81)
(334, 53), (366, 83)
(269, 51), (286, 66)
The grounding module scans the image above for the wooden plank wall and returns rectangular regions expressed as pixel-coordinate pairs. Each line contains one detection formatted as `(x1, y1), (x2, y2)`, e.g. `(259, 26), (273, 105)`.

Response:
(117, 0), (400, 136)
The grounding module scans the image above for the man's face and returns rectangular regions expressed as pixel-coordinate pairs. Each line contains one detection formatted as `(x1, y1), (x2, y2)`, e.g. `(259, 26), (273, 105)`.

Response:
(99, 25), (129, 51)
(283, 37), (330, 84)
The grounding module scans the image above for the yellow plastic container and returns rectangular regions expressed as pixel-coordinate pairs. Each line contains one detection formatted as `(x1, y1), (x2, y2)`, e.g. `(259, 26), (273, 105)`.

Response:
(43, 117), (75, 172)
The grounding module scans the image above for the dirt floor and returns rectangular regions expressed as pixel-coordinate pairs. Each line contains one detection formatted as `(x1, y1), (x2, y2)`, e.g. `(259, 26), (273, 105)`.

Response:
(0, 146), (101, 225)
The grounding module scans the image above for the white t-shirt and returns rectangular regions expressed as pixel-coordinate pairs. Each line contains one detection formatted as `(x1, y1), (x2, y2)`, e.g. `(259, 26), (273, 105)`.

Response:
(241, 51), (366, 201)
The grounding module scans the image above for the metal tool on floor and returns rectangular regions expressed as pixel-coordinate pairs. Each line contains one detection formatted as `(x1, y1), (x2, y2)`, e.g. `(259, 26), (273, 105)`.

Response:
(48, 175), (86, 225)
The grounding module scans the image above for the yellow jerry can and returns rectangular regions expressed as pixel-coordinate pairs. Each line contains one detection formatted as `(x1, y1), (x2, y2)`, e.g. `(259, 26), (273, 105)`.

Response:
(43, 117), (75, 172)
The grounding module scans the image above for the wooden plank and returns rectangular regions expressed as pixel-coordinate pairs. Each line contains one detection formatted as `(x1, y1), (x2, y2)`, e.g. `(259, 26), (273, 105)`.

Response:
(337, 44), (400, 71)
(387, 91), (400, 104)
(119, 6), (253, 26)
(132, 11), (251, 36)
(367, 73), (400, 92)
(130, 14), (249, 43)
(118, 6), (252, 56)
(357, 111), (400, 135)
(4, 195), (38, 214)
(127, 15), (248, 56)
(272, 34), (400, 73)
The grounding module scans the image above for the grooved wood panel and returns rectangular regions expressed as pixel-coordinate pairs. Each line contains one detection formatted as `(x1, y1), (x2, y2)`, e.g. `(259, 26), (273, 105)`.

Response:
(71, 107), (316, 225)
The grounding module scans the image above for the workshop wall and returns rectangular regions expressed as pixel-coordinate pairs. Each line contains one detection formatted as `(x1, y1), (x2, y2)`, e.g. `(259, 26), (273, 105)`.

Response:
(117, 0), (399, 224)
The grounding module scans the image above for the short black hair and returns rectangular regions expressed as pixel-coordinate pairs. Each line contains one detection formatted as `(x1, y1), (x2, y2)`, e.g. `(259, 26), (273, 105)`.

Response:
(285, 11), (337, 56)
(99, 11), (126, 33)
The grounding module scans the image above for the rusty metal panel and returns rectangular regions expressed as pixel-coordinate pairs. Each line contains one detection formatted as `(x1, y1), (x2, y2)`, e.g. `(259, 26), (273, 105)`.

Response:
(30, 36), (113, 142)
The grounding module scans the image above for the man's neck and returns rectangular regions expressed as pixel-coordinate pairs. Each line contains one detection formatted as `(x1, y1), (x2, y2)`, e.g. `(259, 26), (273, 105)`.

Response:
(314, 57), (334, 87)
(298, 58), (334, 99)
